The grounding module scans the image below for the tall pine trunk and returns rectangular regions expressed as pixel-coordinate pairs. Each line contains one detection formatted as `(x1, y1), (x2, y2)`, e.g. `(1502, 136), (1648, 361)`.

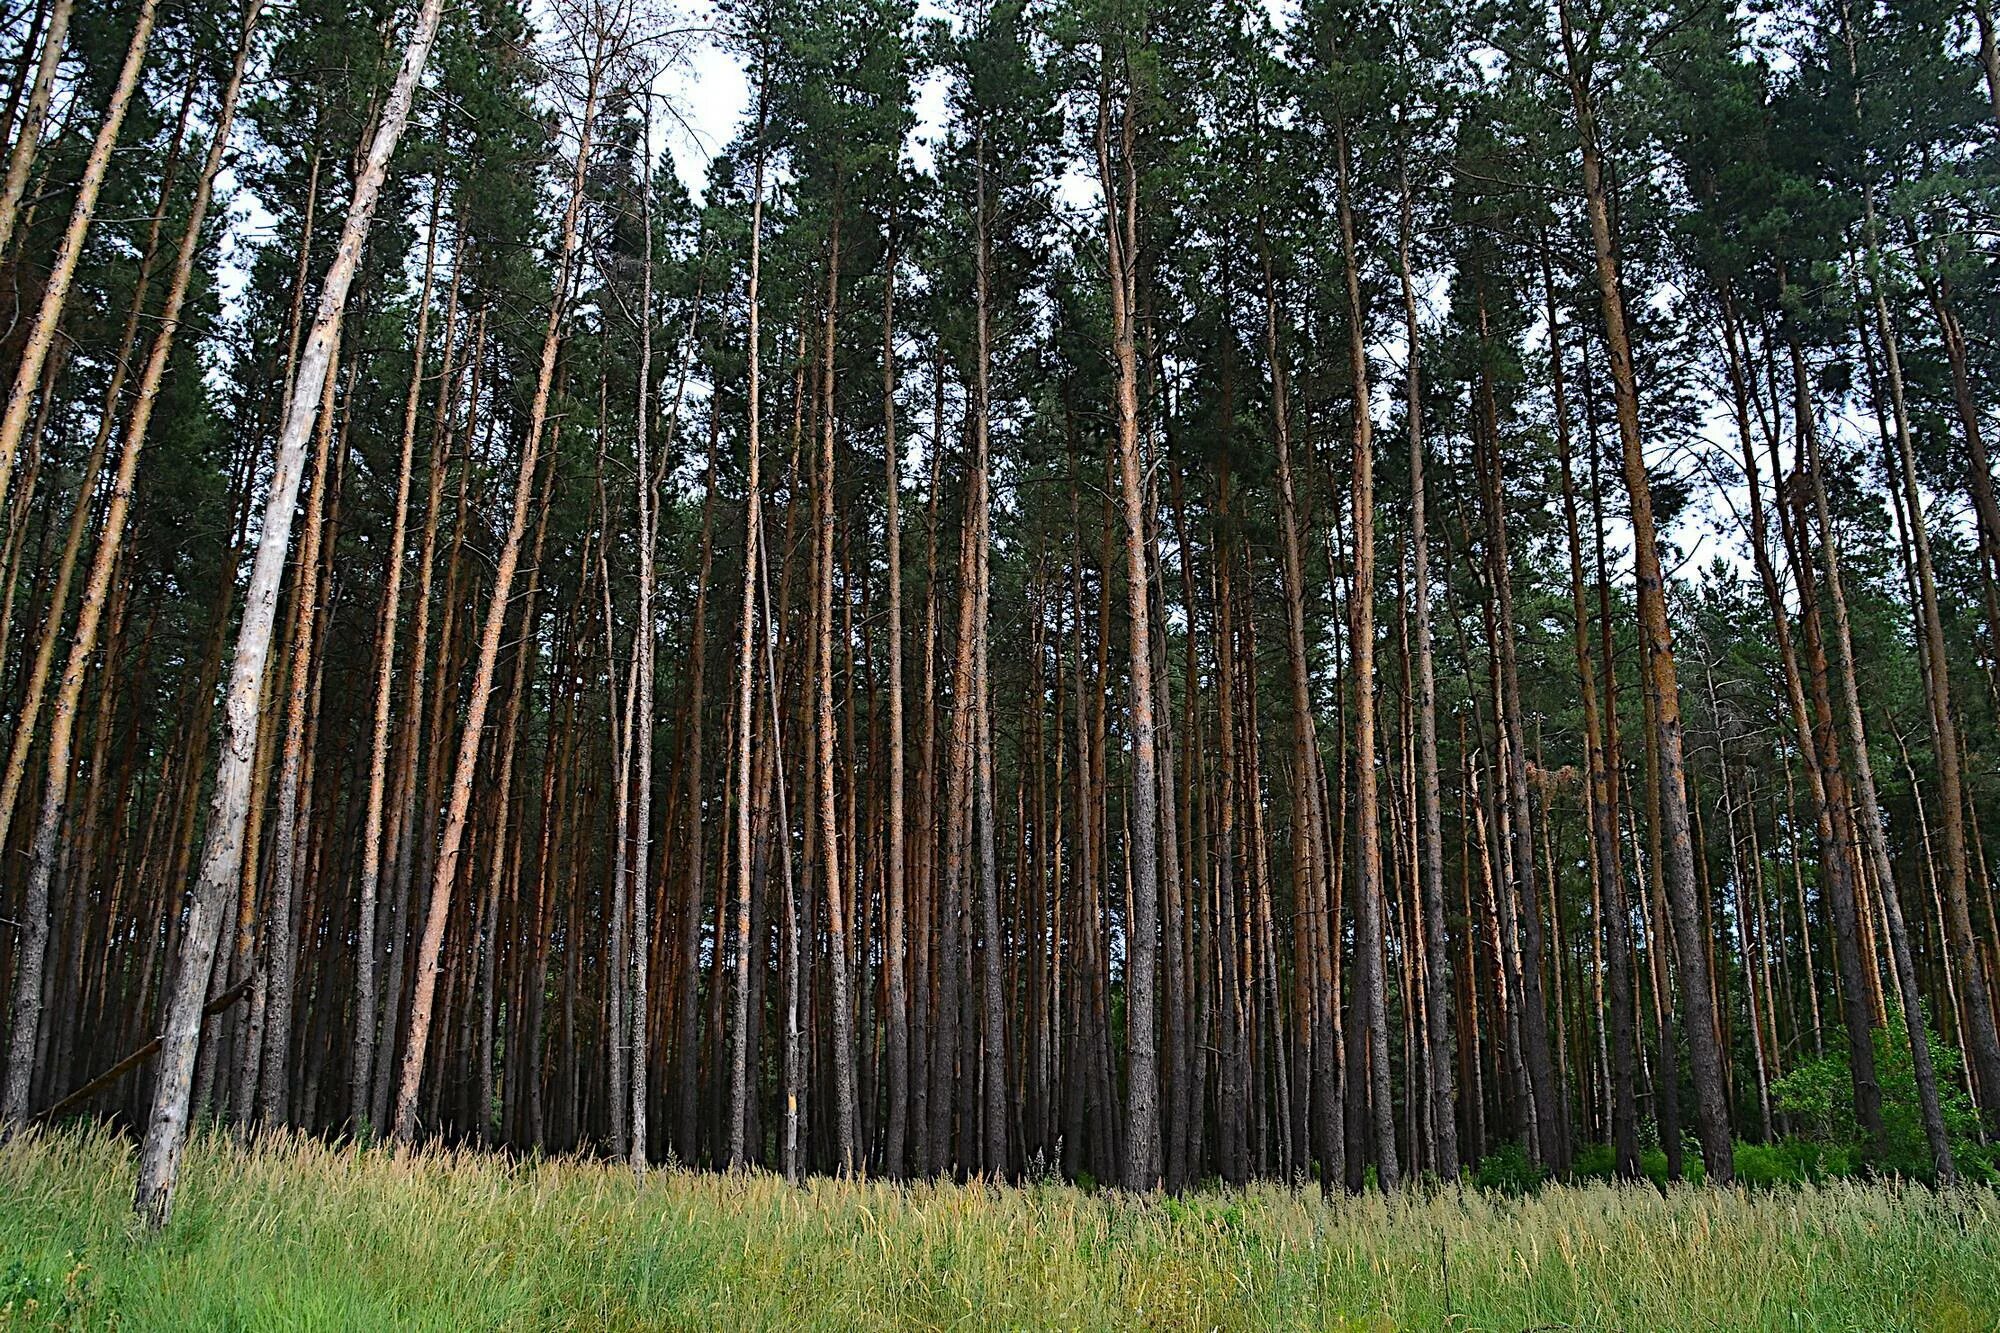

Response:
(1559, 0), (1732, 1178)
(1099, 69), (1162, 1192)
(391, 46), (603, 1146)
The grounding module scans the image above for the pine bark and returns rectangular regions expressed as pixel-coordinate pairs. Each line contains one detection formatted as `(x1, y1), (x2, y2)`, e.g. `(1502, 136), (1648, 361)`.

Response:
(391, 50), (601, 1147)
(881, 226), (910, 1179)
(1333, 117), (1398, 1191)
(1098, 70), (1162, 1192)
(0, 0), (71, 263)
(1558, 0), (1733, 1179)
(1545, 248), (1636, 1178)
(1399, 153), (1457, 1183)
(0, 0), (157, 533)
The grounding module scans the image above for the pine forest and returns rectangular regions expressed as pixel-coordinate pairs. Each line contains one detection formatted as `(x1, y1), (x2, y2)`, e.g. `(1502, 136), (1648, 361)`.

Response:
(6, 0), (2000, 1314)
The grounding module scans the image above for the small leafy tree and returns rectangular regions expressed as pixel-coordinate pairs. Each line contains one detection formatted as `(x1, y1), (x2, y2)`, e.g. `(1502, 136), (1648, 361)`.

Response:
(1773, 1013), (1996, 1182)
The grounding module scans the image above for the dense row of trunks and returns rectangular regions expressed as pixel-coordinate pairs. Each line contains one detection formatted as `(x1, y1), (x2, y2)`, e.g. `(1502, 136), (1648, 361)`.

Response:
(0, 0), (1995, 1225)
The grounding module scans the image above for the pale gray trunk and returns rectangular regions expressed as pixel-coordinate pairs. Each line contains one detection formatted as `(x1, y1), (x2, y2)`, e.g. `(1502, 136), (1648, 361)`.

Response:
(627, 101), (659, 1173)
(132, 0), (447, 1225)
(726, 66), (769, 1171)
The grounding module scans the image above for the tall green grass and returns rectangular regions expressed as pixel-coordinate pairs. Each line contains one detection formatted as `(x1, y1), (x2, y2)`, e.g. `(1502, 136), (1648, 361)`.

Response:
(1, 1125), (1994, 1329)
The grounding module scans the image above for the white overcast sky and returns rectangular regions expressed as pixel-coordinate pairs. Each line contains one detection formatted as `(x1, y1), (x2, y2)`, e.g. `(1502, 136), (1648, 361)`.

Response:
(653, 9), (751, 197)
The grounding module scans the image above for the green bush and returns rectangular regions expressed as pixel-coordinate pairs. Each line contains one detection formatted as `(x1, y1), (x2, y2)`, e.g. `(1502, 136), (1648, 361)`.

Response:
(1462, 1021), (1995, 1193)
(1731, 1140), (1853, 1186)
(1770, 1012), (1995, 1182)
(1570, 1142), (1616, 1180)
(1571, 1140), (1708, 1187)
(1469, 1142), (1548, 1194)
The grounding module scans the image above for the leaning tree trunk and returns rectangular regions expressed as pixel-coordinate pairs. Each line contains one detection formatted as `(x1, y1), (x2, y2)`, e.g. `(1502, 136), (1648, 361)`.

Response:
(1797, 310), (1952, 1180)
(0, 61), (200, 861)
(237, 333), (339, 1131)
(131, 0), (446, 1225)
(0, 0), (260, 1132)
(0, 0), (73, 268)
(1767, 333), (1887, 1161)
(1558, 0), (1732, 1180)
(1868, 256), (2000, 1130)
(0, 0), (158, 537)
(391, 55), (601, 1146)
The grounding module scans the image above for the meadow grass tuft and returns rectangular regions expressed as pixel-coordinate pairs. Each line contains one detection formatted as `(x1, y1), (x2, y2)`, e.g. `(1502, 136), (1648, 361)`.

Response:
(0, 1124), (1995, 1329)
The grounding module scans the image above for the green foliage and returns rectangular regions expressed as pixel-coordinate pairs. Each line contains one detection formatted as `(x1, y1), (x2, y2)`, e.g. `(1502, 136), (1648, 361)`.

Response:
(1730, 1140), (1855, 1187)
(1570, 1141), (1697, 1188)
(1569, 1138), (1851, 1188)
(1772, 1017), (1996, 1182)
(1468, 1142), (1547, 1195)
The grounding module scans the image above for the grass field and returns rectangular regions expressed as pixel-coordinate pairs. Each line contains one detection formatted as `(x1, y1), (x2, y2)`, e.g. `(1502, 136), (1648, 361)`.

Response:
(1, 1127), (1996, 1329)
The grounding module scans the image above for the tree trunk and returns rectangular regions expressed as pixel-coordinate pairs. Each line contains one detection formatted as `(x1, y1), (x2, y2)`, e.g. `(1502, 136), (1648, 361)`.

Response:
(349, 192), (449, 1135)
(1, 0), (257, 1128)
(813, 193), (859, 1174)
(1098, 73), (1161, 1192)
(881, 223), (910, 1180)
(1332, 116), (1398, 1191)
(1558, 0), (1732, 1179)
(1472, 280), (1563, 1174)
(726, 61), (769, 1169)
(969, 128), (1010, 1183)
(0, 0), (157, 534)
(391, 53), (601, 1147)
(628, 130), (662, 1170)
(1544, 241), (1636, 1177)
(0, 0), (72, 265)
(1399, 146), (1457, 1184)
(131, 0), (446, 1224)
(1866, 260), (2000, 1129)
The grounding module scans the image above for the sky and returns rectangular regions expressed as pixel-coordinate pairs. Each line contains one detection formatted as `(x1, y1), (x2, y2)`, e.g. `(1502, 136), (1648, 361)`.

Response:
(650, 0), (951, 198)
(653, 11), (751, 197)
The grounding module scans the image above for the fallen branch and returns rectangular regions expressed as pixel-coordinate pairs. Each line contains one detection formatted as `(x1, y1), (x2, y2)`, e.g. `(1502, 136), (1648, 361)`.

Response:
(37, 974), (255, 1123)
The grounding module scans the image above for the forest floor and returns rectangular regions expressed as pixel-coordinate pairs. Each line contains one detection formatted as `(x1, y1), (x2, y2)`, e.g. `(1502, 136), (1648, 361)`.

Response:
(0, 1126), (1995, 1330)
